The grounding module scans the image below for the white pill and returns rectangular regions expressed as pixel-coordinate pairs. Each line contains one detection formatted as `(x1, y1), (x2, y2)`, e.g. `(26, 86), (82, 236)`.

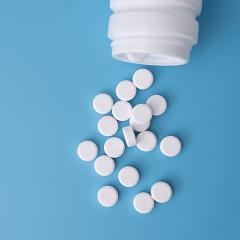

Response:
(137, 131), (157, 152)
(97, 186), (118, 207)
(93, 93), (113, 114)
(160, 136), (182, 157)
(118, 166), (139, 188)
(133, 192), (154, 214)
(132, 69), (154, 90)
(129, 118), (150, 132)
(122, 126), (136, 147)
(151, 181), (173, 203)
(104, 137), (125, 158)
(147, 95), (167, 116)
(116, 80), (137, 101)
(77, 140), (98, 161)
(112, 101), (132, 121)
(98, 116), (118, 137)
(94, 155), (115, 176)
(131, 104), (152, 125)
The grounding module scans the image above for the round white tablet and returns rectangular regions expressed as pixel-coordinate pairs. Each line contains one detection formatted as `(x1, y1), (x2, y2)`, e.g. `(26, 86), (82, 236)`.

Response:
(112, 101), (132, 121)
(131, 104), (152, 125)
(118, 166), (139, 187)
(97, 186), (118, 207)
(132, 69), (154, 90)
(77, 140), (98, 161)
(136, 131), (157, 152)
(104, 137), (125, 158)
(116, 80), (137, 101)
(147, 95), (167, 116)
(160, 136), (182, 157)
(93, 93), (113, 114)
(94, 155), (115, 176)
(122, 126), (136, 147)
(133, 192), (154, 214)
(98, 116), (118, 137)
(129, 118), (150, 132)
(151, 181), (172, 203)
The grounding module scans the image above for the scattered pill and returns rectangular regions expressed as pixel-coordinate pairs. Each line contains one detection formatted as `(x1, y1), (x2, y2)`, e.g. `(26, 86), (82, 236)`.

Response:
(151, 181), (172, 203)
(133, 192), (154, 214)
(93, 93), (113, 114)
(118, 166), (139, 188)
(94, 155), (115, 176)
(97, 186), (118, 207)
(116, 80), (137, 101)
(129, 118), (150, 132)
(112, 101), (132, 121)
(132, 69), (154, 90)
(104, 137), (125, 158)
(98, 116), (118, 137)
(122, 126), (136, 147)
(131, 104), (152, 125)
(77, 140), (98, 161)
(160, 136), (182, 157)
(137, 131), (157, 152)
(147, 95), (167, 116)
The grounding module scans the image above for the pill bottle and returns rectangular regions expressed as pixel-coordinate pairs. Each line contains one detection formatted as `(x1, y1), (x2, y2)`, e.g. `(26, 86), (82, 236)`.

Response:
(108, 0), (202, 66)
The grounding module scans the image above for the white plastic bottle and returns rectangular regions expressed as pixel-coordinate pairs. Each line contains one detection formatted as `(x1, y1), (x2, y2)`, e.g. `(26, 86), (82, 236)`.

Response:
(108, 0), (203, 66)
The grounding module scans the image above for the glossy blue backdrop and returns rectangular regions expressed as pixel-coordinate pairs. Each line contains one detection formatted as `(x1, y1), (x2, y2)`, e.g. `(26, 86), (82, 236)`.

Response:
(0, 1), (239, 239)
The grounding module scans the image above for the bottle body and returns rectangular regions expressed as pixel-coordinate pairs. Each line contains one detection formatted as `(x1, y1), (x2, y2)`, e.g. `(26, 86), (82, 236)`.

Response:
(108, 0), (202, 66)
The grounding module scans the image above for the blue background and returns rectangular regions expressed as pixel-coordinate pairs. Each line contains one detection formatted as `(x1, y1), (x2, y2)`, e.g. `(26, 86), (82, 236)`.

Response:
(0, 0), (240, 239)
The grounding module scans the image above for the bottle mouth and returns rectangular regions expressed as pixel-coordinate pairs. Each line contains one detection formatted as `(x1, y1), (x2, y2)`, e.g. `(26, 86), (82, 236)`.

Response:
(114, 53), (188, 66)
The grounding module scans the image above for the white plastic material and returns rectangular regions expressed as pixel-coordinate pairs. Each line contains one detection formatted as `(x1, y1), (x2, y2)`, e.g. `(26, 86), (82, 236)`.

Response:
(108, 0), (202, 66)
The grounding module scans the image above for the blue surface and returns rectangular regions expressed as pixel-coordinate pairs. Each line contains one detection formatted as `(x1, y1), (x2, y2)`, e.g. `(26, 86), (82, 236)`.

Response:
(0, 0), (240, 239)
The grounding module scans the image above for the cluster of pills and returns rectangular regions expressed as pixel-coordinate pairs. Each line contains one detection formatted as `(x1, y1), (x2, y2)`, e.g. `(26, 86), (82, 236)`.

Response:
(77, 69), (182, 214)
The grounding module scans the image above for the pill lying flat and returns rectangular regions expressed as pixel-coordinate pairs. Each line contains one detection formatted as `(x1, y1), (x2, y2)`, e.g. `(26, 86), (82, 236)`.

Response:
(97, 186), (118, 207)
(93, 93), (113, 114)
(137, 131), (157, 152)
(133, 192), (154, 214)
(118, 166), (139, 188)
(116, 80), (137, 101)
(112, 101), (132, 121)
(98, 116), (118, 137)
(151, 181), (172, 203)
(122, 126), (136, 147)
(147, 95), (167, 116)
(104, 137), (125, 158)
(131, 104), (152, 125)
(132, 69), (154, 90)
(160, 136), (182, 157)
(94, 155), (115, 176)
(129, 118), (150, 132)
(77, 140), (98, 161)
